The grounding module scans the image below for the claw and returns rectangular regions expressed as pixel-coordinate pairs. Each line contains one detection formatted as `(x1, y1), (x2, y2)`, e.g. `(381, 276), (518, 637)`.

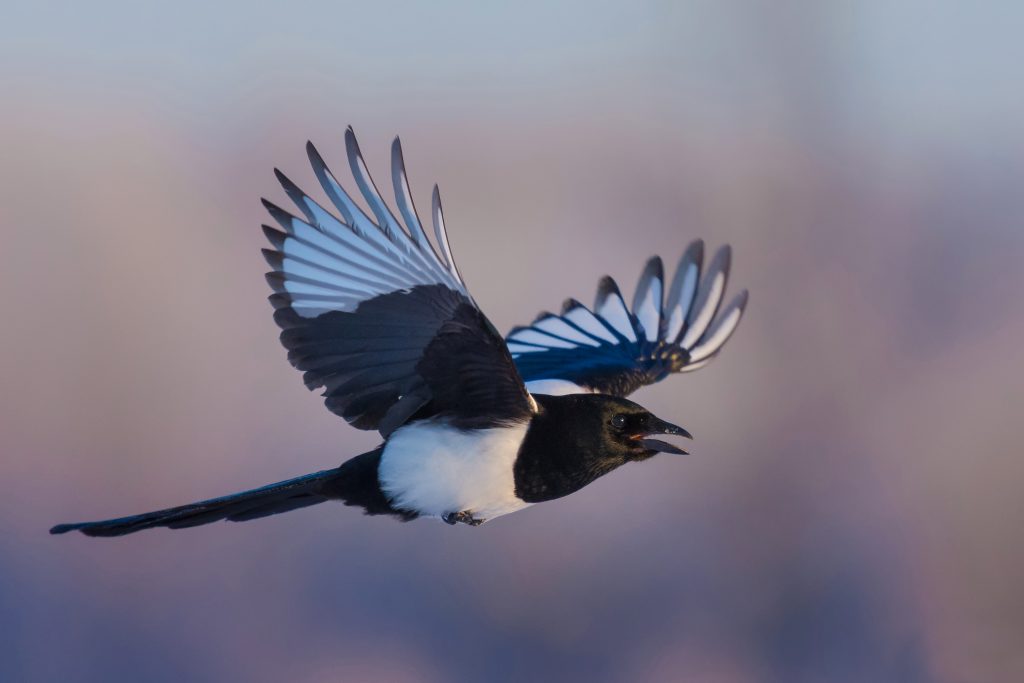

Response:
(442, 511), (485, 526)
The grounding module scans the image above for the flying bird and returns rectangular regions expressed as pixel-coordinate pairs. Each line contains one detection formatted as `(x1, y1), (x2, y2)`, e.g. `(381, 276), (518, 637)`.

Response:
(51, 129), (747, 537)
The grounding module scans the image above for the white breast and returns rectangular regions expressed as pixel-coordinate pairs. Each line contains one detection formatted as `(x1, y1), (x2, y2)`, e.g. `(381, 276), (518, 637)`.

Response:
(379, 420), (533, 522)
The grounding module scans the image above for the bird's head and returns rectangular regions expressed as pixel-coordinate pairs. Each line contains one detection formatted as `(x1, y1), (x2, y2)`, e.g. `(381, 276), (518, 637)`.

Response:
(515, 393), (694, 503)
(529, 393), (692, 463)
(592, 395), (693, 462)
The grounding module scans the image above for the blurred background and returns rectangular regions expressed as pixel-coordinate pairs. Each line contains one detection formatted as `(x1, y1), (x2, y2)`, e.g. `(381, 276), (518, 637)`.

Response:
(3, 1), (1023, 681)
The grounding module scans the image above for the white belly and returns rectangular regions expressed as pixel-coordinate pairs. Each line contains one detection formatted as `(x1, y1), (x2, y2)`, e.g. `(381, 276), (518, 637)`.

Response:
(379, 421), (533, 522)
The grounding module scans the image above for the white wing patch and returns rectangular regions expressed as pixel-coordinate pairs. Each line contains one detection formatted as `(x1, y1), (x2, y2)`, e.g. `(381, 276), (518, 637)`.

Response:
(562, 303), (618, 343)
(632, 257), (664, 342)
(524, 379), (589, 396)
(507, 328), (578, 350)
(679, 247), (729, 350)
(507, 242), (748, 389)
(595, 278), (638, 342)
(533, 315), (602, 347)
(263, 128), (467, 319)
(688, 291), (747, 363)
(665, 242), (702, 342)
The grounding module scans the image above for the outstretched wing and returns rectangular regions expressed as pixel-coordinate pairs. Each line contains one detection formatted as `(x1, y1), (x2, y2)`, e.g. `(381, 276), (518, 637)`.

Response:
(508, 241), (747, 397)
(263, 128), (534, 435)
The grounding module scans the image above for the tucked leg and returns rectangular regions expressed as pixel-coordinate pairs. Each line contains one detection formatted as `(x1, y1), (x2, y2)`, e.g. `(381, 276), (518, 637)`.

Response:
(442, 511), (485, 526)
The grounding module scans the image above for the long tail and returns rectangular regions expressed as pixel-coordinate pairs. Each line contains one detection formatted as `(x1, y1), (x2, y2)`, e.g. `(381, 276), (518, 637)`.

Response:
(50, 469), (341, 537)
(50, 448), (405, 537)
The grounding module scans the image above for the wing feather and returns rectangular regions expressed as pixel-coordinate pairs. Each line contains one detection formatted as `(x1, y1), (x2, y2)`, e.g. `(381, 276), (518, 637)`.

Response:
(265, 130), (533, 433)
(510, 242), (747, 396)
(632, 256), (664, 343)
(664, 240), (703, 342)
(679, 245), (730, 349)
(594, 277), (638, 342)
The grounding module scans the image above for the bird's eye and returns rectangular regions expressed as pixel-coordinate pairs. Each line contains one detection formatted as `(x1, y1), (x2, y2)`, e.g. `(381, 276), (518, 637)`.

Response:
(611, 414), (627, 429)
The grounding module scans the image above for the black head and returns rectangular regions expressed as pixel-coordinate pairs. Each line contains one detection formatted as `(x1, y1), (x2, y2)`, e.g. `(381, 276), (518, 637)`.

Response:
(584, 394), (693, 461)
(513, 393), (693, 503)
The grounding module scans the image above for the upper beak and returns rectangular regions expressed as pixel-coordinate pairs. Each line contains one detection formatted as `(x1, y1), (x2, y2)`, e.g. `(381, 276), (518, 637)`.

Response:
(639, 415), (693, 455)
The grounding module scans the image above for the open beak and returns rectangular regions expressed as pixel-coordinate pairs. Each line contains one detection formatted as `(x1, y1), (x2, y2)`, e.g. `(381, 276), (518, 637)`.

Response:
(639, 416), (693, 455)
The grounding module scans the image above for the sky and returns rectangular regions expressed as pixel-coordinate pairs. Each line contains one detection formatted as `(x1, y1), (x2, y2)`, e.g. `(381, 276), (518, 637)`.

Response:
(2, 2), (1023, 681)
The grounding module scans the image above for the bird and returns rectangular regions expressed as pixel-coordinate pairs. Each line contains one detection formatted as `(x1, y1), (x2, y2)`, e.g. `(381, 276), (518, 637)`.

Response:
(50, 128), (747, 537)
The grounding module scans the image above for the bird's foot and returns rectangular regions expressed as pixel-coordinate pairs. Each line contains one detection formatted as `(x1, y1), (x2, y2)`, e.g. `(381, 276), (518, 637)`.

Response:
(442, 511), (485, 526)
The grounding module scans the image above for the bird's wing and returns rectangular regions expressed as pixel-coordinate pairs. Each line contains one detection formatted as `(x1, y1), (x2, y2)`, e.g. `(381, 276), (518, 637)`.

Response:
(263, 128), (534, 435)
(508, 241), (747, 397)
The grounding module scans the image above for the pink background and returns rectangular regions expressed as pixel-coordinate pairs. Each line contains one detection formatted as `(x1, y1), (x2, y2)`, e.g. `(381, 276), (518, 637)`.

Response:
(3, 2), (1023, 681)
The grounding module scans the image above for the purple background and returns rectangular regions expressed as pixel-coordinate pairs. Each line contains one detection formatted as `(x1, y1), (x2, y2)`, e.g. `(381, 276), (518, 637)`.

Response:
(3, 2), (1023, 681)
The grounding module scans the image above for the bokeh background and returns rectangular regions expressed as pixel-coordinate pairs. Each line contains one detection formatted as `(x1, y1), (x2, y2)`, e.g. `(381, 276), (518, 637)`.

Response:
(3, 2), (1023, 681)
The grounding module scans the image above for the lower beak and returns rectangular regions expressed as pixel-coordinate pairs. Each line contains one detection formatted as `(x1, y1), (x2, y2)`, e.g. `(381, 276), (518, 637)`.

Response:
(639, 416), (693, 455)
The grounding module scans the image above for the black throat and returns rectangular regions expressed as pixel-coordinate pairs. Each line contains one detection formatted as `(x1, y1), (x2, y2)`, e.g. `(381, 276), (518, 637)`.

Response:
(513, 394), (631, 503)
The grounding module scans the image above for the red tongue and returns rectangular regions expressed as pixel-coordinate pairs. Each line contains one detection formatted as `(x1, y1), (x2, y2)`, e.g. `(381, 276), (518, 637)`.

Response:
(640, 438), (688, 455)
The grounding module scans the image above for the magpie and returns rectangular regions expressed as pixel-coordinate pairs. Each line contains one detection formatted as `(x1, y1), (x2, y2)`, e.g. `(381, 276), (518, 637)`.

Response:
(51, 128), (747, 536)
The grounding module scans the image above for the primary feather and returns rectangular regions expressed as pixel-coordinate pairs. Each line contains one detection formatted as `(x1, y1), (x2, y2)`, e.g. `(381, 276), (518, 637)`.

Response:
(262, 128), (534, 435)
(509, 240), (748, 396)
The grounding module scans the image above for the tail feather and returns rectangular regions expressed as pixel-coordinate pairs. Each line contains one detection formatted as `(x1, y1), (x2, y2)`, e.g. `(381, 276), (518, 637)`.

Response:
(50, 469), (340, 537)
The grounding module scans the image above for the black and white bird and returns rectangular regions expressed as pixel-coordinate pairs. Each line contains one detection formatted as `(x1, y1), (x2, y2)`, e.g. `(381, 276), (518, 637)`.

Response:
(51, 129), (747, 537)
